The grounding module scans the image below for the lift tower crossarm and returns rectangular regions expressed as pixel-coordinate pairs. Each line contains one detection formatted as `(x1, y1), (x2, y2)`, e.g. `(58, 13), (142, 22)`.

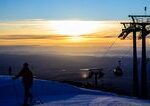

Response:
(129, 15), (150, 17)
(118, 23), (141, 39)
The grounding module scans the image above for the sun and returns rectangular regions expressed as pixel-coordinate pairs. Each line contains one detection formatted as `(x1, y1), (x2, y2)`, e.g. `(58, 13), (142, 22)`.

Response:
(50, 20), (100, 37)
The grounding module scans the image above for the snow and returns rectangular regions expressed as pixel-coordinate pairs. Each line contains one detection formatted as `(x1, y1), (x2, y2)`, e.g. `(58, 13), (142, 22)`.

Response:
(0, 75), (150, 106)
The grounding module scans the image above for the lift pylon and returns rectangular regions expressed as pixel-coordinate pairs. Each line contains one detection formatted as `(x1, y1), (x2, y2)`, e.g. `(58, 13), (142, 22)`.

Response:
(119, 15), (150, 98)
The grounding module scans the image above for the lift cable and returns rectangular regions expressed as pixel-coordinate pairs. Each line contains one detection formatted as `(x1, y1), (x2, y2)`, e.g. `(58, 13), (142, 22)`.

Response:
(102, 37), (119, 57)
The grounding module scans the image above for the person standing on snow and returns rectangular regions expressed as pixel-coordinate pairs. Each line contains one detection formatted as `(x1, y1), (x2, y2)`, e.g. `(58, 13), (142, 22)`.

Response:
(13, 63), (33, 106)
(8, 66), (12, 75)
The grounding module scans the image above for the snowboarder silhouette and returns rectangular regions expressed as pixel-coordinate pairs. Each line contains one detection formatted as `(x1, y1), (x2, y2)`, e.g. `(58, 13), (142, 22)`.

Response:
(13, 63), (33, 106)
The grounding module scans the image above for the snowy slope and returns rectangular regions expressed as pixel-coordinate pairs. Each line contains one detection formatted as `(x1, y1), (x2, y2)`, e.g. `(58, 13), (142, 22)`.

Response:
(0, 75), (150, 106)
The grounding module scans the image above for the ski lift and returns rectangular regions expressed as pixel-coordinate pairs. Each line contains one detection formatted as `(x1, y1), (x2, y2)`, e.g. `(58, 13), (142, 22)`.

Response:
(113, 60), (123, 76)
(80, 68), (104, 79)
(88, 71), (93, 79)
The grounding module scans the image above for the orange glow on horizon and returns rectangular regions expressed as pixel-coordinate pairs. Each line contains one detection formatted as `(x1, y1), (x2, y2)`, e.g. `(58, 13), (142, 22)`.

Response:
(0, 20), (124, 46)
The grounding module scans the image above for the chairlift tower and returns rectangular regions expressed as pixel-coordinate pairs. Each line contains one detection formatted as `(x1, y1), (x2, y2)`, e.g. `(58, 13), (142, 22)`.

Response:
(80, 68), (103, 88)
(119, 14), (150, 98)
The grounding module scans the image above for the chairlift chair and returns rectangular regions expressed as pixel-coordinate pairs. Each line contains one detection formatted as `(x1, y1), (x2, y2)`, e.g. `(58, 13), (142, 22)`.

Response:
(113, 60), (123, 76)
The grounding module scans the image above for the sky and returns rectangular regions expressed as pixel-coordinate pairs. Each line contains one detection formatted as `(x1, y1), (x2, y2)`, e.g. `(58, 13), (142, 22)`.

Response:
(0, 0), (149, 20)
(0, 0), (150, 56)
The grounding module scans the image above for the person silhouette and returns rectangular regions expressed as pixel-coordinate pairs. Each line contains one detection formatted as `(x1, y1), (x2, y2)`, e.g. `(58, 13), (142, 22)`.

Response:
(13, 63), (33, 106)
(8, 66), (12, 75)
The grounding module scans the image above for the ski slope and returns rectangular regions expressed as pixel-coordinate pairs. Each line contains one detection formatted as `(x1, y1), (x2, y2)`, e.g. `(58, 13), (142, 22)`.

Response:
(0, 75), (150, 106)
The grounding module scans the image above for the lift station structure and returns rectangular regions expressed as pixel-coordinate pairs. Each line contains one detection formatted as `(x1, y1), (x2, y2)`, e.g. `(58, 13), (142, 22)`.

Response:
(118, 13), (150, 98)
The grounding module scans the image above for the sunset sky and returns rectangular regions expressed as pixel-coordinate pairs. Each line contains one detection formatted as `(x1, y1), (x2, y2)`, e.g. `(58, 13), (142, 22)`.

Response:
(0, 0), (150, 56)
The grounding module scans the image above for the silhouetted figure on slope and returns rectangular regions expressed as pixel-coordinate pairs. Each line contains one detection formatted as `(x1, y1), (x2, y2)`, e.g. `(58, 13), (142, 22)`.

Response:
(8, 66), (12, 75)
(13, 63), (33, 106)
